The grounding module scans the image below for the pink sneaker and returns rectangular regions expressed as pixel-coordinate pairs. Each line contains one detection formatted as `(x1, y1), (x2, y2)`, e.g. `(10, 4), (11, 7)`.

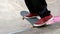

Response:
(33, 15), (52, 27)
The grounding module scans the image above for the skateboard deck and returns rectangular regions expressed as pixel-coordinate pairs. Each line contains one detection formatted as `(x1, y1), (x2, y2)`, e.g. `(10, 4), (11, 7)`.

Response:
(20, 11), (48, 28)
(20, 10), (60, 28)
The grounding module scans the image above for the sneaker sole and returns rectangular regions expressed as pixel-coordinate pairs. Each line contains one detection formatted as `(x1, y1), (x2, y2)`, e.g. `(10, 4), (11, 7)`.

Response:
(33, 23), (46, 27)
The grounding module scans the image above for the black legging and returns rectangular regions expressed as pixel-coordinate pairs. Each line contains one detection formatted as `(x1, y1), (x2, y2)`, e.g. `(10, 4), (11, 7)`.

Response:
(25, 0), (51, 18)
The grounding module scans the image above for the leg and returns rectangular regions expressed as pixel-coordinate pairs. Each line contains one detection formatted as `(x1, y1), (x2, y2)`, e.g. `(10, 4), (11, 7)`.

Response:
(31, 0), (50, 18)
(31, 0), (53, 26)
(24, 0), (38, 17)
(25, 0), (37, 13)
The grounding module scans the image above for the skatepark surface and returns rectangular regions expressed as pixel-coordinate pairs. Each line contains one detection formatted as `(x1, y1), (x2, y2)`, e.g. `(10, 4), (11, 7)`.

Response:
(0, 0), (60, 34)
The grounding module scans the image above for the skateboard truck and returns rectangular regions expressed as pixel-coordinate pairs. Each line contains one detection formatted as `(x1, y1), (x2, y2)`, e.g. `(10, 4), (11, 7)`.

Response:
(22, 16), (25, 20)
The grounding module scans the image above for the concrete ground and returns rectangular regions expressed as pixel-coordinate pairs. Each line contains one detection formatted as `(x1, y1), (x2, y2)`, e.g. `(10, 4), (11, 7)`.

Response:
(0, 0), (60, 34)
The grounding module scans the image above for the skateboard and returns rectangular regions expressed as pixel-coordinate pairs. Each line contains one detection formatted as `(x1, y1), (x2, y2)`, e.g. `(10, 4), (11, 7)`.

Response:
(20, 11), (49, 28)
(20, 11), (60, 28)
(20, 11), (39, 28)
